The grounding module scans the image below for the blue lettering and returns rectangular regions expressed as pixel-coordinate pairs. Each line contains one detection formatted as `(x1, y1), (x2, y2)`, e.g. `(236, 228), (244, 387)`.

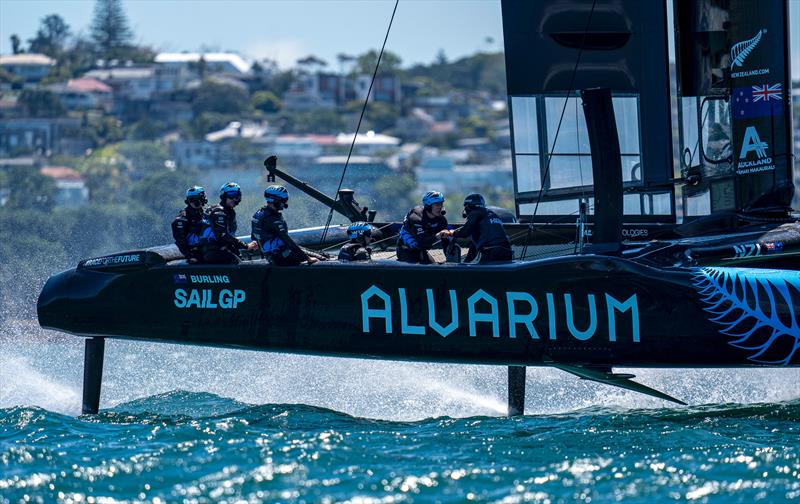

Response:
(362, 285), (392, 333)
(399, 288), (425, 335)
(174, 289), (187, 308)
(564, 293), (597, 340)
(506, 292), (539, 339)
(467, 289), (499, 337)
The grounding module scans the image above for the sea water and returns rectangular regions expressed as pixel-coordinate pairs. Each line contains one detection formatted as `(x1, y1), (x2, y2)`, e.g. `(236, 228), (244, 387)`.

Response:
(1, 322), (799, 503)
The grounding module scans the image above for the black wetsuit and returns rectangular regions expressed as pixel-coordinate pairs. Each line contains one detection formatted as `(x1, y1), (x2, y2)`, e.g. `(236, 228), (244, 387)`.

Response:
(451, 207), (512, 263)
(203, 204), (247, 264)
(251, 205), (310, 266)
(171, 206), (207, 262)
(396, 206), (448, 264)
(338, 241), (371, 262)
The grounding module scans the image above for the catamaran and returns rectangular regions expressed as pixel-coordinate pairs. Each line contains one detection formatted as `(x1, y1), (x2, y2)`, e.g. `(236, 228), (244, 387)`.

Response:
(38, 0), (798, 415)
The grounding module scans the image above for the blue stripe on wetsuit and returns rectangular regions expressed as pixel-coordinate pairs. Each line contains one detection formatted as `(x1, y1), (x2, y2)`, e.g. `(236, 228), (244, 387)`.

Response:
(186, 221), (215, 246)
(261, 237), (285, 254)
(399, 228), (419, 248)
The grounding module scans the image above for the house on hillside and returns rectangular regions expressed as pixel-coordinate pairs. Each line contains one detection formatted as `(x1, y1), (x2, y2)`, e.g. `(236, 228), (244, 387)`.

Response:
(40, 165), (89, 207)
(284, 71), (402, 111)
(50, 78), (113, 111)
(334, 131), (400, 156)
(155, 52), (251, 80)
(0, 117), (85, 156)
(0, 54), (55, 85)
(171, 121), (270, 170)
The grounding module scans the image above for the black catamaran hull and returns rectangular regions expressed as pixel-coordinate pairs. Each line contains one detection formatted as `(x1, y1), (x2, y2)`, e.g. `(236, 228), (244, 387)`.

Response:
(38, 255), (800, 369)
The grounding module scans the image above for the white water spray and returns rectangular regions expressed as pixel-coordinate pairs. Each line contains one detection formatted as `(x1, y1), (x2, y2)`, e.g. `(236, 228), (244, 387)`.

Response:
(2, 320), (799, 419)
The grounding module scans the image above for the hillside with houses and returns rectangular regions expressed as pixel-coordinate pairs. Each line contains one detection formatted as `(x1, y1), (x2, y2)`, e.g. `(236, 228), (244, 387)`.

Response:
(0, 0), (517, 320)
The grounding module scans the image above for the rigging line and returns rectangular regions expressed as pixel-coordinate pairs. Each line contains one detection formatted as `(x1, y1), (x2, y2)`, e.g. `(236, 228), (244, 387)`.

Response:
(574, 96), (586, 254)
(520, 0), (597, 261)
(319, 0), (400, 247)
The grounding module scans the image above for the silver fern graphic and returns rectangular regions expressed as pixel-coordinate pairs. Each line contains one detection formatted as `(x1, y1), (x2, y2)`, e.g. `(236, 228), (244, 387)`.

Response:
(730, 29), (764, 69)
(693, 267), (800, 365)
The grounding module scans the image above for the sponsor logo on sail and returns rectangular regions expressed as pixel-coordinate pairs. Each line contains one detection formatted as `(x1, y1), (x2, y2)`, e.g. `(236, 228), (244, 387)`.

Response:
(360, 286), (640, 343)
(736, 126), (775, 174)
(730, 29), (769, 79)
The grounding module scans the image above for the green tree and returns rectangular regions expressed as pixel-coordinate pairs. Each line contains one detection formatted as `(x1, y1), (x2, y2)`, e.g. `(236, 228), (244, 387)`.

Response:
(251, 90), (282, 113)
(344, 100), (399, 132)
(10, 34), (23, 54)
(131, 169), (197, 217)
(187, 112), (239, 139)
(80, 145), (129, 203)
(117, 141), (170, 177)
(18, 89), (66, 117)
(28, 14), (70, 57)
(192, 80), (250, 115)
(91, 0), (133, 62)
(128, 119), (168, 140)
(355, 49), (402, 74)
(4, 165), (57, 210)
(372, 173), (417, 220)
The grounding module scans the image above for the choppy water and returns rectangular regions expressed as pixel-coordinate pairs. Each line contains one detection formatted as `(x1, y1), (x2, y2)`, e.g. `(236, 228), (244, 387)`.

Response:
(2, 324), (800, 503)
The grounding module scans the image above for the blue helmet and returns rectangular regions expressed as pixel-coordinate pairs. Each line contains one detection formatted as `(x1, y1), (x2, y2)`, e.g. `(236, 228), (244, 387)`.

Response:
(185, 185), (207, 204)
(422, 190), (445, 207)
(264, 185), (289, 204)
(219, 182), (242, 200)
(347, 222), (372, 240)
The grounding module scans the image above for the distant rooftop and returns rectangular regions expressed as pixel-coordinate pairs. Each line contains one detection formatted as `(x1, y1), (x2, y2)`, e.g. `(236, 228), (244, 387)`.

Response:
(335, 131), (400, 146)
(67, 78), (112, 94)
(155, 52), (250, 74)
(84, 67), (155, 80)
(205, 121), (269, 142)
(40, 166), (83, 181)
(0, 53), (55, 66)
(315, 155), (378, 165)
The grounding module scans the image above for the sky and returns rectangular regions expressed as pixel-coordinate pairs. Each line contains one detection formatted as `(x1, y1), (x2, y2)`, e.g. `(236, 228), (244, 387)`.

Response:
(0, 0), (797, 79)
(0, 0), (505, 69)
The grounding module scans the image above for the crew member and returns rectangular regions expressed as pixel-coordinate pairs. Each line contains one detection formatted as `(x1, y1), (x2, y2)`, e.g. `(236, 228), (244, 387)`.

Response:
(442, 193), (512, 264)
(396, 191), (449, 264)
(251, 185), (319, 266)
(171, 186), (209, 264)
(203, 182), (252, 264)
(339, 222), (372, 262)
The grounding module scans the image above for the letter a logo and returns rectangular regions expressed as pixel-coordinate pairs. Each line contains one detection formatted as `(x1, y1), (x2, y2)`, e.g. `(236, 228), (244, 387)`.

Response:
(739, 126), (768, 159)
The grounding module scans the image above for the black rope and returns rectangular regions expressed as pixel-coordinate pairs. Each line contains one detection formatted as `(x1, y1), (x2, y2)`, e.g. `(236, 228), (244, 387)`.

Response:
(520, 0), (597, 260)
(319, 0), (400, 246)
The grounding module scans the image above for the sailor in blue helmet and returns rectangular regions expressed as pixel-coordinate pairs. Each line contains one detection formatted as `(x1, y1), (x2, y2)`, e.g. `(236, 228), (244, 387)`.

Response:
(441, 193), (513, 264)
(251, 185), (319, 266)
(396, 190), (450, 264)
(171, 186), (210, 264)
(338, 222), (373, 262)
(203, 182), (253, 264)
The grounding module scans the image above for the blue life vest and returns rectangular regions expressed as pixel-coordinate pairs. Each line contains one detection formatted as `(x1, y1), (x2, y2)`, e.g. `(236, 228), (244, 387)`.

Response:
(186, 216), (216, 247)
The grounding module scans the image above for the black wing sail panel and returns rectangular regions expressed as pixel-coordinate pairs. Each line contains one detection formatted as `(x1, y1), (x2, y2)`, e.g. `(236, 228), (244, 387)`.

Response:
(501, 0), (674, 224)
(674, 0), (794, 217)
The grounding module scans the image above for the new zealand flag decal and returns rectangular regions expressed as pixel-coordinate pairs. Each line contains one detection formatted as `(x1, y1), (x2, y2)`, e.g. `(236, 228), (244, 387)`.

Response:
(732, 84), (783, 119)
